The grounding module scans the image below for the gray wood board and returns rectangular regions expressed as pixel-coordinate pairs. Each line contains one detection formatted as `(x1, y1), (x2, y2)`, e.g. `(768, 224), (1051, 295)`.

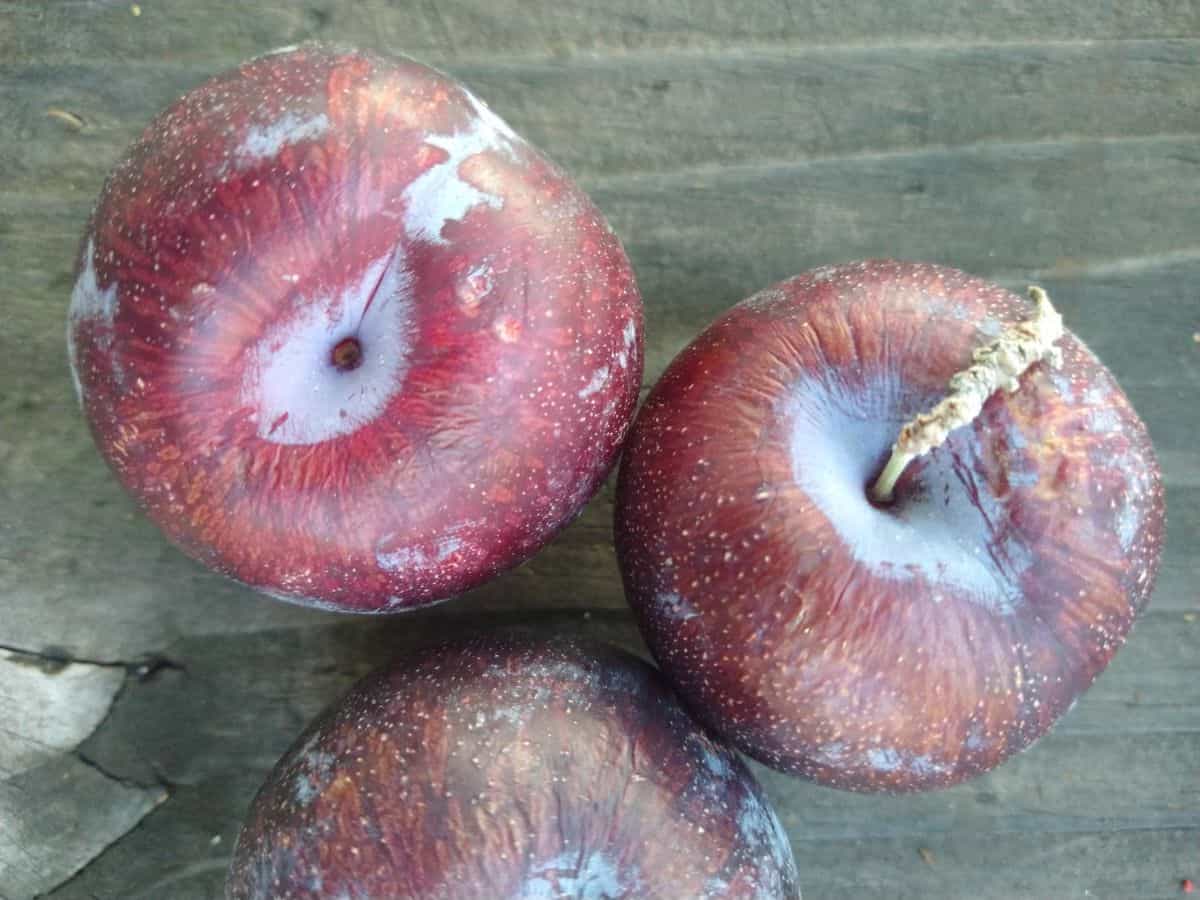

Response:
(0, 2), (1197, 898)
(6, 40), (1200, 184)
(0, 754), (166, 900)
(4, 1), (1200, 64)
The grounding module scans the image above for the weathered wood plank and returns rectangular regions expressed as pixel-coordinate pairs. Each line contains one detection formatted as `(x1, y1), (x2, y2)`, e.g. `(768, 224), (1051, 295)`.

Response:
(588, 137), (1200, 347)
(784, 829), (1200, 900)
(4, 0), (1199, 67)
(43, 780), (263, 900)
(0, 649), (124, 779)
(6, 39), (1200, 186)
(1148, 487), (1200, 615)
(0, 754), (166, 900)
(755, 729), (1200, 842)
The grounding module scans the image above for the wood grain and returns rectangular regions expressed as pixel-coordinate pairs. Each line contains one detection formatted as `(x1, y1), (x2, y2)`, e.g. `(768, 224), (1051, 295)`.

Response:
(6, 39), (1200, 187)
(785, 829), (1200, 900)
(0, 649), (124, 779)
(4, 0), (1199, 65)
(0, 754), (165, 900)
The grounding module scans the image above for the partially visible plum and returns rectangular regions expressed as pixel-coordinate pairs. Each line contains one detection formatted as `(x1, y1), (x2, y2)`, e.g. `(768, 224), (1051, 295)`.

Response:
(226, 634), (799, 899)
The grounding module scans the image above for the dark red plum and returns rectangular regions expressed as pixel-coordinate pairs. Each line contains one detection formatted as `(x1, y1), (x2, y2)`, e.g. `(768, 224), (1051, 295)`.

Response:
(68, 44), (642, 612)
(615, 260), (1164, 792)
(226, 635), (801, 899)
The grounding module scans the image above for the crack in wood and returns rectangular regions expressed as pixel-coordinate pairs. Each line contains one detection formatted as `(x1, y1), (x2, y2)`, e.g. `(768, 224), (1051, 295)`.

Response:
(1, 756), (167, 900)
(0, 643), (186, 681)
(75, 748), (175, 795)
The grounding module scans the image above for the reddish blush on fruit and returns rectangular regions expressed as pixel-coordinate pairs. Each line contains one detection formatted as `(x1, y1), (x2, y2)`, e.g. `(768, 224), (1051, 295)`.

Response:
(67, 44), (642, 612)
(226, 635), (801, 898)
(615, 260), (1164, 792)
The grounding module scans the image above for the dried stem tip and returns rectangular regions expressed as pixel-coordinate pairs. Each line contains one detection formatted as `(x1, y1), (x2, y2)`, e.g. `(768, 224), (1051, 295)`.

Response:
(870, 286), (1064, 504)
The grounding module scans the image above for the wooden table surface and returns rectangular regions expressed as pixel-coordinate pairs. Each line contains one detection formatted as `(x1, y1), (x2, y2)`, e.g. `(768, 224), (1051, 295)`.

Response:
(2, 2), (1198, 898)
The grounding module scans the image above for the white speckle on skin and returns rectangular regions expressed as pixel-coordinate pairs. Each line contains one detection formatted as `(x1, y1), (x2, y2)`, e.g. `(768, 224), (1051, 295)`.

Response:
(577, 366), (610, 399)
(241, 247), (414, 445)
(736, 792), (798, 899)
(1086, 408), (1123, 434)
(701, 747), (732, 780)
(488, 704), (530, 727)
(623, 318), (637, 347)
(964, 724), (990, 752)
(656, 592), (700, 622)
(1115, 488), (1144, 552)
(1048, 369), (1079, 403)
(866, 747), (901, 772)
(401, 88), (520, 245)
(700, 877), (731, 899)
(866, 746), (947, 777)
(518, 852), (638, 900)
(1006, 459), (1041, 489)
(376, 535), (463, 573)
(69, 238), (118, 325)
(1082, 384), (1108, 407)
(67, 237), (120, 402)
(810, 741), (848, 767)
(614, 318), (638, 369)
(908, 754), (947, 776)
(292, 750), (335, 806)
(687, 731), (734, 782)
(375, 520), (484, 578)
(235, 112), (329, 168)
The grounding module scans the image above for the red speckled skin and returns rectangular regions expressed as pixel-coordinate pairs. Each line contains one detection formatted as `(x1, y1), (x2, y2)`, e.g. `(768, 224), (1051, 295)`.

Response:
(226, 635), (801, 899)
(615, 261), (1164, 792)
(67, 45), (642, 612)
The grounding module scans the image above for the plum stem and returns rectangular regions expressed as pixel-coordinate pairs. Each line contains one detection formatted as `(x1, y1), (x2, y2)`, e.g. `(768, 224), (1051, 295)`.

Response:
(869, 286), (1065, 504)
(331, 336), (364, 371)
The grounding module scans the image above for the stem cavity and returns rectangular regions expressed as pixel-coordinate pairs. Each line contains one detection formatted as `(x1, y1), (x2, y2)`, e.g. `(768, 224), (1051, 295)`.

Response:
(869, 286), (1065, 505)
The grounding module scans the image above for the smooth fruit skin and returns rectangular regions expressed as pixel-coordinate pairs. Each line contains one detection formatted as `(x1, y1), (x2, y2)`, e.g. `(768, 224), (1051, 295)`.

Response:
(67, 45), (642, 612)
(225, 635), (801, 899)
(615, 260), (1164, 792)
